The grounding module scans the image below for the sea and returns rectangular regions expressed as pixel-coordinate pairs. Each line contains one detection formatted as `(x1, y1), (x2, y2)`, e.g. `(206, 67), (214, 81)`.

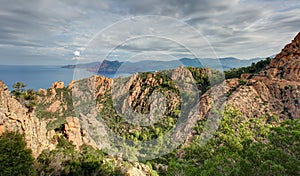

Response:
(0, 65), (128, 91)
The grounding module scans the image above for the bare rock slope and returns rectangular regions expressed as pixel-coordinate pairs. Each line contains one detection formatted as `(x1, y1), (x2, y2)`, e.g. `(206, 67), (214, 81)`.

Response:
(0, 81), (55, 157)
(231, 32), (300, 119)
(201, 32), (300, 120)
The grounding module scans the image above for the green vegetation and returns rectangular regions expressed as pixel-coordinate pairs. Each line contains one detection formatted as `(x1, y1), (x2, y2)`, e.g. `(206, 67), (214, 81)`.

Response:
(11, 82), (37, 112)
(187, 67), (224, 94)
(0, 132), (36, 176)
(36, 137), (122, 175)
(6, 105), (298, 175)
(97, 72), (180, 142)
(35, 86), (75, 131)
(225, 57), (271, 79)
(11, 82), (26, 97)
(6, 61), (300, 175)
(149, 106), (300, 176)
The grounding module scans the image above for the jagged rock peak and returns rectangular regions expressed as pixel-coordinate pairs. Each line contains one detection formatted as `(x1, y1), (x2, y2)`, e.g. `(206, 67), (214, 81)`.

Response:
(275, 32), (300, 59)
(51, 81), (65, 89)
(0, 81), (55, 158)
(266, 32), (300, 81)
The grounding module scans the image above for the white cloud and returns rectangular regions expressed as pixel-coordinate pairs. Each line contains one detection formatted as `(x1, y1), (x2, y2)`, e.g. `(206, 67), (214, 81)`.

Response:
(0, 0), (299, 64)
(73, 50), (81, 57)
(77, 47), (85, 51)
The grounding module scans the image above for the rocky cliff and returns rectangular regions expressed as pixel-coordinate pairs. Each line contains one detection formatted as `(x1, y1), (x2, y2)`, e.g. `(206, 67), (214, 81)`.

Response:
(265, 32), (300, 81)
(198, 32), (300, 122)
(229, 32), (300, 119)
(0, 81), (55, 158)
(0, 79), (155, 175)
(0, 33), (299, 173)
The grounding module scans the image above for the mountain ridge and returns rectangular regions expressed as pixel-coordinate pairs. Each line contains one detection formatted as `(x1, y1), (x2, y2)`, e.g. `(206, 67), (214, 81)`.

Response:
(0, 32), (299, 175)
(1, 33), (299, 156)
(62, 57), (265, 74)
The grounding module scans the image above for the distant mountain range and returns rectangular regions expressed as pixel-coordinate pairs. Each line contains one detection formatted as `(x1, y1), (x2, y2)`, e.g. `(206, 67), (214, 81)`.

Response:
(62, 57), (266, 74)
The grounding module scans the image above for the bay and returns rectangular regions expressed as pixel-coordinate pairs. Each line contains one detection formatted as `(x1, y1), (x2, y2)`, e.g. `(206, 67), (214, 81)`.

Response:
(0, 65), (97, 90)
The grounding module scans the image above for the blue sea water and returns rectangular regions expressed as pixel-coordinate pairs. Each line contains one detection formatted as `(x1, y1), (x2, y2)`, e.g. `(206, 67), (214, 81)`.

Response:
(0, 65), (95, 90)
(0, 65), (132, 90)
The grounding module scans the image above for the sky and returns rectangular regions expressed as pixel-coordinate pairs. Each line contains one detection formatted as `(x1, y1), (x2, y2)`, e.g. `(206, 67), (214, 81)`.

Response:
(0, 0), (299, 65)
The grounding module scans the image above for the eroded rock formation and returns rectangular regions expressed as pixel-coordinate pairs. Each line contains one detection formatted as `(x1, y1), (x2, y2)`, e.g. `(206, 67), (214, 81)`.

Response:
(0, 81), (55, 157)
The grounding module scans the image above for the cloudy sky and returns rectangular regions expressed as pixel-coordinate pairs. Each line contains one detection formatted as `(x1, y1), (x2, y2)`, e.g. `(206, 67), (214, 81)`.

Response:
(0, 0), (299, 65)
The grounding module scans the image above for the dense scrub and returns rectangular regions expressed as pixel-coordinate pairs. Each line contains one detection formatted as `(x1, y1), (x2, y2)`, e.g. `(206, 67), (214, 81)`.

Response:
(150, 106), (300, 176)
(36, 137), (123, 176)
(4, 63), (299, 175)
(0, 132), (36, 176)
(225, 57), (271, 79)
(3, 93), (299, 175)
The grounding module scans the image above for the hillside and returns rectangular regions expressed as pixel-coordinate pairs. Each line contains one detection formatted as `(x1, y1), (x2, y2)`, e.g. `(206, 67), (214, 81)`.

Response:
(226, 32), (300, 119)
(62, 57), (264, 74)
(0, 33), (299, 175)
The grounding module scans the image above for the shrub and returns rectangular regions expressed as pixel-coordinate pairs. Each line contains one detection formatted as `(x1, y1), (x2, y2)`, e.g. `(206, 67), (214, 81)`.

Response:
(0, 132), (36, 175)
(225, 57), (271, 79)
(11, 82), (37, 112)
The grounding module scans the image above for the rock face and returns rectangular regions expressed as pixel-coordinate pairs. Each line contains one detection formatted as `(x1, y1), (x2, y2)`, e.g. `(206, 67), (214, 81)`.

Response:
(265, 32), (300, 81)
(180, 33), (300, 147)
(0, 81), (55, 158)
(64, 117), (83, 148)
(230, 32), (300, 119)
(117, 71), (181, 115)
(51, 81), (65, 89)
(227, 77), (299, 119)
(125, 162), (151, 176)
(0, 79), (100, 157)
(198, 32), (300, 120)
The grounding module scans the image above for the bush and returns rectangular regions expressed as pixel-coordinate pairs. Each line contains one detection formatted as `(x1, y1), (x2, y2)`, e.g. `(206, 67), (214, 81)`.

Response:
(11, 82), (26, 98)
(225, 57), (271, 79)
(0, 132), (36, 175)
(155, 107), (300, 176)
(11, 82), (37, 112)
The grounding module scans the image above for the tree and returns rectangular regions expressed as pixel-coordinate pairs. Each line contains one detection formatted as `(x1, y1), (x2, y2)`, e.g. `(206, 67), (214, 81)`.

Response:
(24, 88), (37, 112)
(0, 132), (36, 175)
(11, 82), (26, 98)
(11, 82), (37, 112)
(224, 57), (271, 79)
